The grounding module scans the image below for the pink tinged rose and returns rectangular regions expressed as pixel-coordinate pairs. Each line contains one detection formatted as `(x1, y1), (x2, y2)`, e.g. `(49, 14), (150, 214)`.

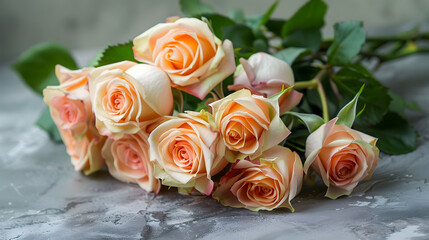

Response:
(102, 124), (161, 193)
(212, 146), (303, 211)
(304, 118), (379, 199)
(50, 96), (86, 132)
(43, 65), (106, 174)
(148, 110), (228, 195)
(210, 89), (290, 162)
(89, 61), (174, 139)
(228, 52), (303, 114)
(59, 126), (106, 175)
(133, 18), (236, 100)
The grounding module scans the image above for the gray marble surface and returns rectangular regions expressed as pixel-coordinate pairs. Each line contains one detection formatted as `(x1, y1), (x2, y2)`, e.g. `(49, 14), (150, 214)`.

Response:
(0, 53), (428, 240)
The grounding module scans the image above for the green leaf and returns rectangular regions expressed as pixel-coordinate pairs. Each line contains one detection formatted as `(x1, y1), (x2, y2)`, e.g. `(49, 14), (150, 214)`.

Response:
(249, 0), (279, 29)
(179, 0), (215, 16)
(229, 9), (246, 24)
(327, 21), (365, 66)
(274, 47), (311, 65)
(285, 112), (325, 133)
(388, 90), (423, 115)
(222, 24), (255, 52)
(336, 84), (364, 127)
(253, 39), (268, 52)
(13, 43), (78, 96)
(182, 91), (213, 112)
(281, 0), (327, 38)
(196, 14), (236, 39)
(356, 112), (418, 155)
(36, 106), (62, 143)
(284, 28), (322, 52)
(293, 65), (320, 83)
(333, 64), (391, 125)
(405, 101), (423, 112)
(283, 128), (309, 153)
(266, 19), (286, 36)
(94, 41), (137, 67)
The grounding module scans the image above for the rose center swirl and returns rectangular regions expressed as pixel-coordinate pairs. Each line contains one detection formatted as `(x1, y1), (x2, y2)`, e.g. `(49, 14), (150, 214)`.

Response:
(172, 140), (195, 171)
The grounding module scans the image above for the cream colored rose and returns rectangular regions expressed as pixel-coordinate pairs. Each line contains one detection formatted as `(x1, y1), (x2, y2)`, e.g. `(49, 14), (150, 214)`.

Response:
(148, 111), (227, 195)
(210, 89), (290, 162)
(43, 65), (105, 174)
(133, 18), (236, 100)
(102, 122), (161, 193)
(228, 52), (303, 114)
(212, 146), (303, 211)
(304, 118), (379, 199)
(89, 61), (174, 139)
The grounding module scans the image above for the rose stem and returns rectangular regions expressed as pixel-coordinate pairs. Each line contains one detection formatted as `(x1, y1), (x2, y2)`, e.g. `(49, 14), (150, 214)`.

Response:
(294, 79), (318, 89)
(294, 69), (330, 122)
(317, 80), (329, 122)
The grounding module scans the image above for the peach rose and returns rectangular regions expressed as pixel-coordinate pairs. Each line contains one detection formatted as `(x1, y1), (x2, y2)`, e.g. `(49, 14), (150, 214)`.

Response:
(304, 118), (379, 199)
(102, 122), (161, 193)
(133, 18), (236, 100)
(228, 52), (303, 114)
(212, 146), (303, 211)
(210, 89), (290, 162)
(59, 125), (106, 174)
(89, 61), (174, 139)
(148, 111), (227, 195)
(43, 65), (105, 174)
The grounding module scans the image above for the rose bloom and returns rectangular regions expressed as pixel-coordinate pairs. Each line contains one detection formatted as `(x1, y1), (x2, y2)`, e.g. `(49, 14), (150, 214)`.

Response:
(228, 52), (303, 114)
(133, 18), (236, 100)
(212, 146), (303, 211)
(102, 121), (161, 193)
(43, 65), (105, 174)
(89, 61), (174, 139)
(304, 118), (379, 199)
(148, 111), (228, 195)
(210, 89), (290, 162)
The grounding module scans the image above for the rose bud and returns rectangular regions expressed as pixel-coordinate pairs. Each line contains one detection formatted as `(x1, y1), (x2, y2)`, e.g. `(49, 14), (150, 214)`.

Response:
(228, 52), (303, 114)
(43, 65), (106, 174)
(210, 89), (290, 162)
(89, 61), (174, 139)
(213, 146), (303, 211)
(148, 111), (228, 195)
(304, 118), (379, 199)
(133, 18), (236, 100)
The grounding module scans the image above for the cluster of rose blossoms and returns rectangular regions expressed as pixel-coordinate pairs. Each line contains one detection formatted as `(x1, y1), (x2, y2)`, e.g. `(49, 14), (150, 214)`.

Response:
(43, 18), (379, 211)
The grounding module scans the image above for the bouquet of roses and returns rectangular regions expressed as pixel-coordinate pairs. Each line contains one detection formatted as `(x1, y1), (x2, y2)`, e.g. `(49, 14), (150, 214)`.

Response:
(14, 0), (426, 211)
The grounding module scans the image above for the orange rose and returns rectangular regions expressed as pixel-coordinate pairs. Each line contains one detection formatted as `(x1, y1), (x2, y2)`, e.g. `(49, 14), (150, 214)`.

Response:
(148, 111), (227, 195)
(133, 18), (236, 100)
(102, 122), (161, 193)
(304, 118), (379, 199)
(43, 65), (105, 174)
(89, 61), (173, 139)
(210, 89), (290, 161)
(213, 146), (303, 211)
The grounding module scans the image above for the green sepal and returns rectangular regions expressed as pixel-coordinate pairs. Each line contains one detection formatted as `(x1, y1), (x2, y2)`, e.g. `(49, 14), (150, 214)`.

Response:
(336, 84), (364, 127)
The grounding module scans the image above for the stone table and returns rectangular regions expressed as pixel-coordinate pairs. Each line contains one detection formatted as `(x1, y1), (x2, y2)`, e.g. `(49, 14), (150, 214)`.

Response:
(1, 52), (428, 239)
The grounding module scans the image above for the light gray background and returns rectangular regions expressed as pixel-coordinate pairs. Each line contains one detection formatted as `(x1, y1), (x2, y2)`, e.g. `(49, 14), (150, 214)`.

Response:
(1, 0), (429, 62)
